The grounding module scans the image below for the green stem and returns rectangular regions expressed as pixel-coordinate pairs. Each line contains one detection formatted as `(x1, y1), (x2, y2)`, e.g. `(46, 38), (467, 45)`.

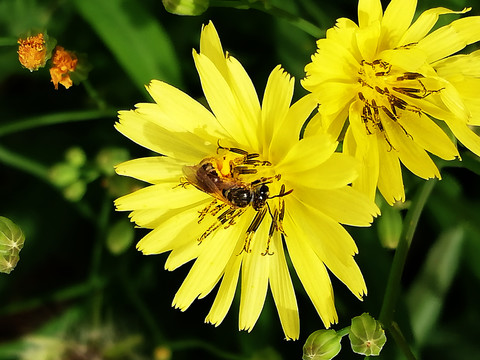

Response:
(379, 180), (436, 357)
(337, 326), (350, 338)
(169, 339), (249, 360)
(119, 261), (165, 344)
(0, 109), (116, 137)
(89, 196), (112, 328)
(82, 80), (108, 110)
(0, 37), (17, 46)
(210, 0), (324, 38)
(389, 322), (418, 360)
(0, 279), (105, 316)
(0, 144), (49, 180)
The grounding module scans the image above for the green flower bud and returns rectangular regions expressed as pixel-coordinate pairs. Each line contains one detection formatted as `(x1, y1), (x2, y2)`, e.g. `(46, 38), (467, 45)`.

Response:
(63, 181), (87, 202)
(96, 147), (130, 176)
(303, 329), (342, 360)
(0, 216), (25, 274)
(65, 146), (87, 167)
(349, 313), (386, 356)
(49, 163), (80, 187)
(162, 0), (209, 16)
(377, 203), (402, 249)
(106, 219), (134, 255)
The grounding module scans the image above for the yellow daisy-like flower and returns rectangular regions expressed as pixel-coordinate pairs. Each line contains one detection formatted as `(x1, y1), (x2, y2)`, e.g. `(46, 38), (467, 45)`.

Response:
(302, 0), (480, 204)
(114, 21), (379, 340)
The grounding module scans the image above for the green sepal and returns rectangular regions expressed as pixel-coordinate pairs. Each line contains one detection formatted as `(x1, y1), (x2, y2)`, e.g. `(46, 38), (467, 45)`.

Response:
(0, 216), (25, 274)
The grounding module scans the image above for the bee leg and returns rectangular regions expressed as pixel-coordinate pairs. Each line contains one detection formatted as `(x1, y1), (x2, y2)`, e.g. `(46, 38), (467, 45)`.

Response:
(241, 207), (267, 254)
(262, 207), (278, 256)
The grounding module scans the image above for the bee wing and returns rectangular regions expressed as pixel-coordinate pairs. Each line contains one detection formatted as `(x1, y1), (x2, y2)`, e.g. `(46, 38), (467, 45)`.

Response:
(182, 164), (227, 201)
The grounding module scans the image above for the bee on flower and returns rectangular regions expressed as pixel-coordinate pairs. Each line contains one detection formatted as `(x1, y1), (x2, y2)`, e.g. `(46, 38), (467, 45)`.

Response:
(302, 0), (480, 204)
(114, 21), (379, 340)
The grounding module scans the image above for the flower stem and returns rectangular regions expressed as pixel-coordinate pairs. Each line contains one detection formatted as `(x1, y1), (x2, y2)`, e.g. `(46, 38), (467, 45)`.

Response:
(0, 144), (49, 180)
(0, 109), (116, 137)
(210, 0), (324, 38)
(389, 322), (418, 360)
(0, 37), (17, 46)
(169, 339), (249, 360)
(379, 179), (436, 357)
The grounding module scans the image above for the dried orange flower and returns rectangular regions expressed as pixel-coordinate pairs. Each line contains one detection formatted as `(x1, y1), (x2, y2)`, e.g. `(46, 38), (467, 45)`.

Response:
(17, 33), (48, 71)
(49, 46), (78, 90)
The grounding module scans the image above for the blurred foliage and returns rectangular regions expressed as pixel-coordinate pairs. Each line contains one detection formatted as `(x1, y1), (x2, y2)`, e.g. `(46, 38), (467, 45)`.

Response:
(0, 0), (479, 359)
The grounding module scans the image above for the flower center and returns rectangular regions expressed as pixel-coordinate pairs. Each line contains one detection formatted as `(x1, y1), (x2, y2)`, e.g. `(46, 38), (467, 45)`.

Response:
(181, 143), (291, 255)
(357, 59), (443, 147)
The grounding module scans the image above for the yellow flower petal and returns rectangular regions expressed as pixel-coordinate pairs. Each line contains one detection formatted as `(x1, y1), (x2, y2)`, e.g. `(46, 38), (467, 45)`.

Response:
(261, 65), (294, 153)
(283, 210), (337, 328)
(276, 134), (337, 174)
(358, 0), (383, 28)
(173, 212), (252, 311)
(397, 111), (459, 160)
(269, 233), (299, 340)
(226, 55), (261, 149)
(136, 203), (206, 254)
(115, 110), (210, 163)
(380, 0), (416, 49)
(399, 7), (470, 46)
(146, 80), (226, 138)
(239, 218), (270, 332)
(377, 135), (405, 204)
(200, 21), (228, 78)
(269, 93), (318, 162)
(444, 117), (480, 157)
(286, 153), (359, 189)
(115, 182), (209, 211)
(289, 198), (367, 299)
(291, 185), (379, 227)
(205, 249), (243, 327)
(418, 16), (480, 63)
(383, 117), (441, 180)
(115, 156), (183, 184)
(193, 51), (253, 148)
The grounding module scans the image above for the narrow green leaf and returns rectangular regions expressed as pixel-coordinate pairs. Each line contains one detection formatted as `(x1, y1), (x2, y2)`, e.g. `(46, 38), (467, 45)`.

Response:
(73, 0), (182, 93)
(406, 226), (464, 347)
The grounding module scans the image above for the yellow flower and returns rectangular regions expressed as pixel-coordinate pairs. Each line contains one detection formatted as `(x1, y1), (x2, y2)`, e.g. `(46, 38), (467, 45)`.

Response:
(114, 21), (379, 340)
(49, 46), (78, 90)
(302, 0), (480, 204)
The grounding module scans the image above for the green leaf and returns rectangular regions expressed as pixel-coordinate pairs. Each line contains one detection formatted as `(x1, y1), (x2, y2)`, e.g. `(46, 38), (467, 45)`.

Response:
(73, 0), (182, 94)
(406, 226), (464, 347)
(349, 313), (386, 356)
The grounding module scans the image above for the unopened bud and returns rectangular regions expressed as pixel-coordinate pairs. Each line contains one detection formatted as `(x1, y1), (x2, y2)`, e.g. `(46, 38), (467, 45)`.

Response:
(303, 329), (342, 360)
(349, 313), (386, 356)
(162, 0), (209, 16)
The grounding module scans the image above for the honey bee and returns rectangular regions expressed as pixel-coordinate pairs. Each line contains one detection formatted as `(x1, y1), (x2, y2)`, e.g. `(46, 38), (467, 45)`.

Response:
(182, 158), (276, 211)
(182, 147), (292, 254)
